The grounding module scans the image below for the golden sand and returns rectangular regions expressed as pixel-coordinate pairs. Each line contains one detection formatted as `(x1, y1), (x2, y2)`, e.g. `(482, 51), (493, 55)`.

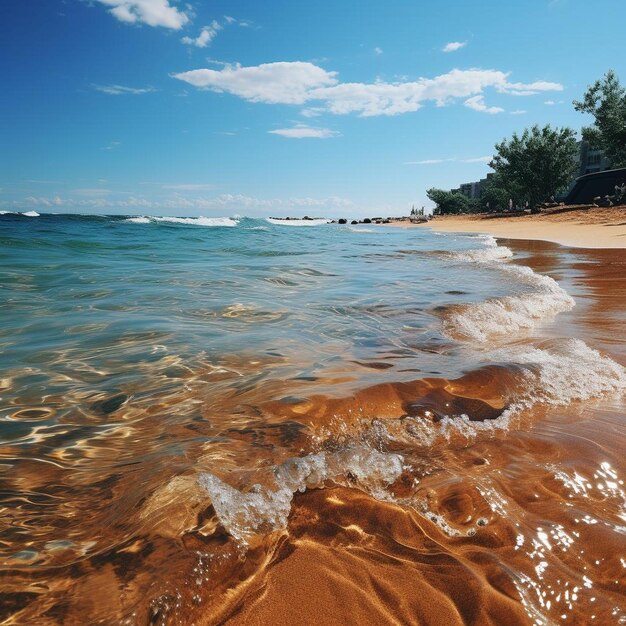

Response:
(390, 205), (626, 248)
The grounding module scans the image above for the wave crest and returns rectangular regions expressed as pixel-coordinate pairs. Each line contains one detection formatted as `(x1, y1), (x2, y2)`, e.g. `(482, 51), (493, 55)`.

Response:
(125, 216), (239, 227)
(199, 445), (403, 545)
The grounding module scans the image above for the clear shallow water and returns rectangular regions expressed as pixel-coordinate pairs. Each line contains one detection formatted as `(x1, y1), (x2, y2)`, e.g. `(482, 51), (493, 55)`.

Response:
(0, 212), (625, 625)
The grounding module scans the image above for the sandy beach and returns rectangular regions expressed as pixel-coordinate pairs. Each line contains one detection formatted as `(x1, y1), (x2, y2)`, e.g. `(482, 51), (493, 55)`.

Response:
(390, 205), (626, 248)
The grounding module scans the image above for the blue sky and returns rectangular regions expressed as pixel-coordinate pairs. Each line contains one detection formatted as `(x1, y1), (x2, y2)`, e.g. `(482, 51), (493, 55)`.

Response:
(1, 0), (625, 217)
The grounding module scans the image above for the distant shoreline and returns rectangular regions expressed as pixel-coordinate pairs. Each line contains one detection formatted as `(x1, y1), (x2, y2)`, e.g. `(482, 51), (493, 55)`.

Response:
(386, 205), (626, 249)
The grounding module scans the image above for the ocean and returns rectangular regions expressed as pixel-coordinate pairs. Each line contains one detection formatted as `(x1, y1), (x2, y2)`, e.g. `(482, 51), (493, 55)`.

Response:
(1, 211), (625, 625)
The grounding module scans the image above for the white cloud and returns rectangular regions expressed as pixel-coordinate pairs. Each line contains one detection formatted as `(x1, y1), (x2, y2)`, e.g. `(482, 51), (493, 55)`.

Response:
(499, 81), (564, 96)
(464, 95), (504, 114)
(17, 193), (354, 212)
(300, 107), (325, 118)
(181, 21), (221, 48)
(510, 109), (527, 115)
(72, 188), (113, 196)
(442, 41), (466, 53)
(268, 125), (338, 139)
(94, 84), (155, 95)
(460, 155), (492, 163)
(173, 62), (338, 105)
(404, 156), (492, 165)
(102, 141), (121, 150)
(161, 183), (214, 190)
(374, 47), (383, 55)
(174, 62), (563, 117)
(404, 159), (449, 165)
(95, 0), (189, 29)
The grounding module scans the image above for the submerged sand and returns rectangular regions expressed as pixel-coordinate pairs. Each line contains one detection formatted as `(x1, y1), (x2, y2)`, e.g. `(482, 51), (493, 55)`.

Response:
(390, 205), (626, 248)
(191, 242), (625, 625)
(4, 231), (625, 625)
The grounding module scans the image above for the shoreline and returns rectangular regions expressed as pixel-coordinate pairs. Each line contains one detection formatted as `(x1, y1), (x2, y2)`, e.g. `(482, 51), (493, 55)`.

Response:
(387, 206), (626, 249)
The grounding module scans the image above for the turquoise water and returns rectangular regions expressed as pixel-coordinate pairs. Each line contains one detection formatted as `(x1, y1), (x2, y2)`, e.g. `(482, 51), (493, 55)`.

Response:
(0, 213), (513, 407)
(2, 212), (625, 624)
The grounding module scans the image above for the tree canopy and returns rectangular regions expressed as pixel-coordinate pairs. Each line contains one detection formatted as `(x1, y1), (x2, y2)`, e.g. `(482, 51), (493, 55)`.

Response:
(426, 188), (480, 215)
(479, 173), (515, 212)
(573, 70), (626, 168)
(489, 125), (578, 209)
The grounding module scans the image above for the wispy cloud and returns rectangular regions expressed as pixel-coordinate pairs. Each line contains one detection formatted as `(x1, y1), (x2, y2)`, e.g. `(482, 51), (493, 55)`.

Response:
(181, 15), (252, 48)
(93, 0), (189, 29)
(269, 125), (338, 139)
(404, 155), (492, 165)
(102, 141), (121, 150)
(161, 183), (214, 191)
(460, 155), (492, 163)
(24, 179), (66, 185)
(499, 81), (564, 96)
(71, 188), (113, 196)
(374, 47), (383, 55)
(139, 182), (215, 191)
(510, 109), (527, 115)
(404, 158), (450, 165)
(181, 21), (221, 48)
(442, 41), (466, 53)
(93, 84), (156, 95)
(17, 193), (354, 212)
(464, 95), (504, 114)
(174, 62), (563, 117)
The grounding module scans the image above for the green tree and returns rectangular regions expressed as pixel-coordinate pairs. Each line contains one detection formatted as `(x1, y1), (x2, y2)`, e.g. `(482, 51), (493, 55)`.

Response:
(426, 188), (480, 214)
(573, 70), (626, 167)
(490, 125), (578, 210)
(479, 174), (512, 212)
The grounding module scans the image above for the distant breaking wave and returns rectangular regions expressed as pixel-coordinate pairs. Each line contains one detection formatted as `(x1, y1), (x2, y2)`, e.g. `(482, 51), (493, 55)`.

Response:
(0, 210), (40, 217)
(125, 216), (239, 227)
(266, 218), (331, 226)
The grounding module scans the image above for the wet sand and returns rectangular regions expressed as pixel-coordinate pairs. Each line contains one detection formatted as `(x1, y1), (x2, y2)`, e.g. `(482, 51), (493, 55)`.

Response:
(188, 243), (625, 625)
(390, 205), (626, 248)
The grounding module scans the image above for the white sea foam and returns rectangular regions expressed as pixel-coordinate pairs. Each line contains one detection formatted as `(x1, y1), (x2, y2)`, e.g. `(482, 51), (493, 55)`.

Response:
(123, 215), (238, 226)
(154, 216), (239, 227)
(381, 338), (626, 450)
(266, 218), (331, 226)
(499, 338), (626, 407)
(197, 341), (624, 546)
(444, 284), (574, 342)
(443, 238), (575, 342)
(450, 245), (514, 263)
(455, 339), (625, 428)
(348, 227), (375, 233)
(199, 445), (403, 545)
(22, 211), (40, 217)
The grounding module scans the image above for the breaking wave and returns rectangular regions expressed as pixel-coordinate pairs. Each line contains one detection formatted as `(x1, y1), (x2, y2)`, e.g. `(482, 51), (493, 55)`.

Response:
(125, 216), (239, 227)
(266, 218), (331, 226)
(498, 338), (626, 407)
(0, 210), (40, 217)
(442, 238), (575, 342)
(199, 445), (403, 545)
